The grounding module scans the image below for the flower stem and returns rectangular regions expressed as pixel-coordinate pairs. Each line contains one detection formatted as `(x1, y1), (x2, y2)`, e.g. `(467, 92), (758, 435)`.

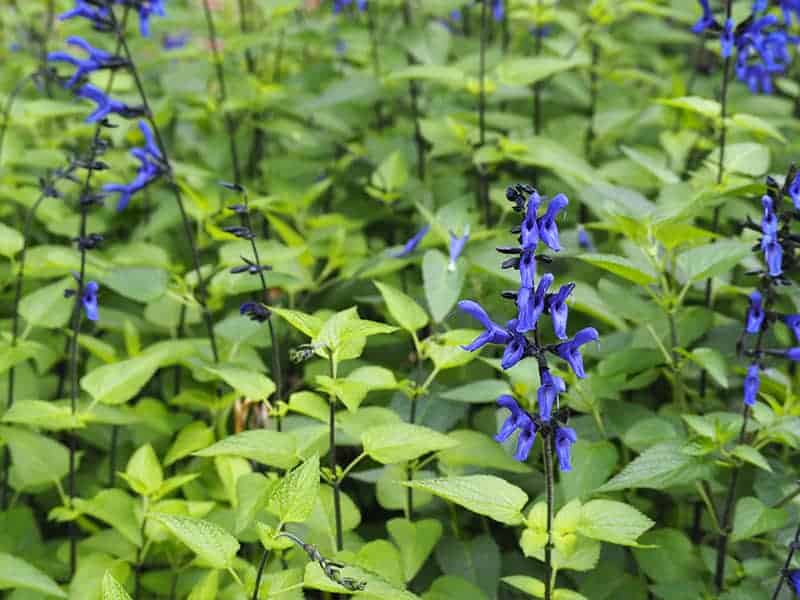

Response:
(771, 523), (800, 600)
(202, 0), (241, 184)
(1, 186), (49, 510)
(543, 431), (555, 600)
(478, 0), (490, 225)
(328, 355), (343, 551)
(109, 9), (219, 364)
(700, 0), (733, 398)
(402, 0), (426, 181)
(252, 547), (273, 600)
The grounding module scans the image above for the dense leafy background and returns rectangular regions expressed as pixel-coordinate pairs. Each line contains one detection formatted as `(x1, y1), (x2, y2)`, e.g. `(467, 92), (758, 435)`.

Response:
(1, 1), (800, 599)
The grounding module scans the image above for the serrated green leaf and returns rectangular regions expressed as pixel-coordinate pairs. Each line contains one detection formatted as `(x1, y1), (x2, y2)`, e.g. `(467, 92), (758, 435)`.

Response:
(578, 500), (654, 546)
(150, 513), (240, 569)
(102, 572), (132, 600)
(362, 423), (459, 464)
(374, 281), (429, 333)
(0, 552), (66, 597)
(268, 454), (320, 524)
(194, 430), (297, 469)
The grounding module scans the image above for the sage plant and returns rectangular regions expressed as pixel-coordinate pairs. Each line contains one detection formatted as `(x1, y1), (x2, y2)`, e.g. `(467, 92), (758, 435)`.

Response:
(459, 183), (597, 600)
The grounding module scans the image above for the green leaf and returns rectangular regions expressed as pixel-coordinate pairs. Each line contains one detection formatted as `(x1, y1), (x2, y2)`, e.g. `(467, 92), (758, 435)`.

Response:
(186, 570), (219, 600)
(511, 136), (598, 184)
(0, 222), (23, 258)
(423, 249), (465, 323)
(362, 423), (459, 464)
(271, 307), (323, 338)
(386, 64), (466, 87)
(501, 575), (545, 598)
(598, 442), (710, 492)
(122, 444), (163, 497)
(1, 399), (84, 430)
(193, 430), (298, 469)
(676, 240), (751, 283)
(496, 56), (588, 87)
(0, 425), (69, 490)
(150, 513), (240, 569)
(370, 151), (408, 197)
(731, 497), (787, 542)
(81, 353), (162, 405)
(437, 430), (532, 474)
(439, 379), (512, 404)
(620, 146), (679, 184)
(578, 254), (656, 286)
(401, 475), (528, 524)
(707, 142), (769, 177)
(684, 347), (728, 388)
(268, 454), (320, 524)
(73, 489), (142, 547)
(732, 445), (772, 472)
(387, 517), (443, 582)
(659, 96), (721, 119)
(203, 365), (276, 399)
(102, 572), (132, 600)
(729, 113), (786, 143)
(101, 267), (168, 303)
(374, 281), (429, 333)
(559, 441), (618, 500)
(632, 529), (702, 583)
(0, 552), (66, 597)
(19, 277), (73, 330)
(164, 422), (216, 466)
(578, 500), (654, 546)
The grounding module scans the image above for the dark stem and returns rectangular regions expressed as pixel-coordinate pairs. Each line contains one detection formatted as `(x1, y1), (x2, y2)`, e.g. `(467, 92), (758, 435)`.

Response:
(543, 431), (555, 600)
(366, 1), (384, 131)
(699, 1), (733, 398)
(477, 0), (490, 225)
(402, 0), (426, 181)
(110, 9), (220, 364)
(252, 547), (273, 600)
(771, 523), (800, 600)
(713, 403), (750, 592)
(329, 356), (343, 552)
(237, 0), (257, 73)
(406, 395), (417, 520)
(1, 188), (48, 510)
(202, 0), (241, 184)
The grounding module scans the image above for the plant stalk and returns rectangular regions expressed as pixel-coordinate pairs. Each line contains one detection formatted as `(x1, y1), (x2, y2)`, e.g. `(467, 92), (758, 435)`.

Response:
(543, 431), (555, 600)
(329, 355), (343, 551)
(771, 523), (800, 600)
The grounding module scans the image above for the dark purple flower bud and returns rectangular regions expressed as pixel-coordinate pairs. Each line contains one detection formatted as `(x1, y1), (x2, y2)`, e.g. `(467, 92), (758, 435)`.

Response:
(495, 395), (537, 461)
(554, 327), (599, 379)
(547, 282), (575, 340)
(521, 191), (541, 250)
(745, 290), (764, 334)
(82, 280), (99, 321)
(554, 426), (577, 471)
(743, 362), (760, 406)
(517, 273), (553, 333)
(448, 228), (470, 271)
(391, 224), (429, 258)
(241, 301), (271, 323)
(538, 369), (565, 422)
(458, 300), (512, 351)
(784, 314), (800, 343)
(538, 193), (568, 252)
(163, 32), (189, 50)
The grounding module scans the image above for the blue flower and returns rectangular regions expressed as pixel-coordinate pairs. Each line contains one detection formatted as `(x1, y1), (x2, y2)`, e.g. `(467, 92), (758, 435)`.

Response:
(554, 327), (599, 379)
(77, 83), (141, 123)
(501, 319), (528, 370)
(495, 395), (537, 461)
(103, 120), (164, 210)
(520, 250), (536, 288)
(765, 240), (783, 276)
(788, 568), (800, 596)
(334, 0), (367, 13)
(784, 314), (800, 343)
(492, 0), (504, 22)
(577, 226), (594, 250)
(517, 273), (552, 333)
(59, 0), (111, 29)
(775, 347), (800, 361)
(743, 362), (760, 406)
(459, 300), (512, 350)
(538, 193), (569, 252)
(48, 36), (121, 88)
(134, 0), (166, 37)
(721, 18), (735, 58)
(753, 0), (768, 12)
(521, 191), (542, 250)
(734, 15), (794, 94)
(448, 227), (470, 271)
(554, 426), (577, 471)
(391, 224), (429, 258)
(538, 369), (565, 422)
(547, 282), (575, 340)
(762, 195), (779, 240)
(781, 0), (800, 25)
(163, 33), (190, 51)
(745, 290), (765, 334)
(82, 280), (99, 321)
(789, 170), (800, 209)
(692, 0), (716, 34)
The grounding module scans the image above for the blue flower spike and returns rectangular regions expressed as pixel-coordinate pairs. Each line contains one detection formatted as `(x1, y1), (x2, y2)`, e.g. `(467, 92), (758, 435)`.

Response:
(745, 290), (765, 334)
(743, 363), (760, 406)
(554, 327), (600, 379)
(554, 426), (577, 471)
(495, 395), (537, 462)
(538, 369), (565, 422)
